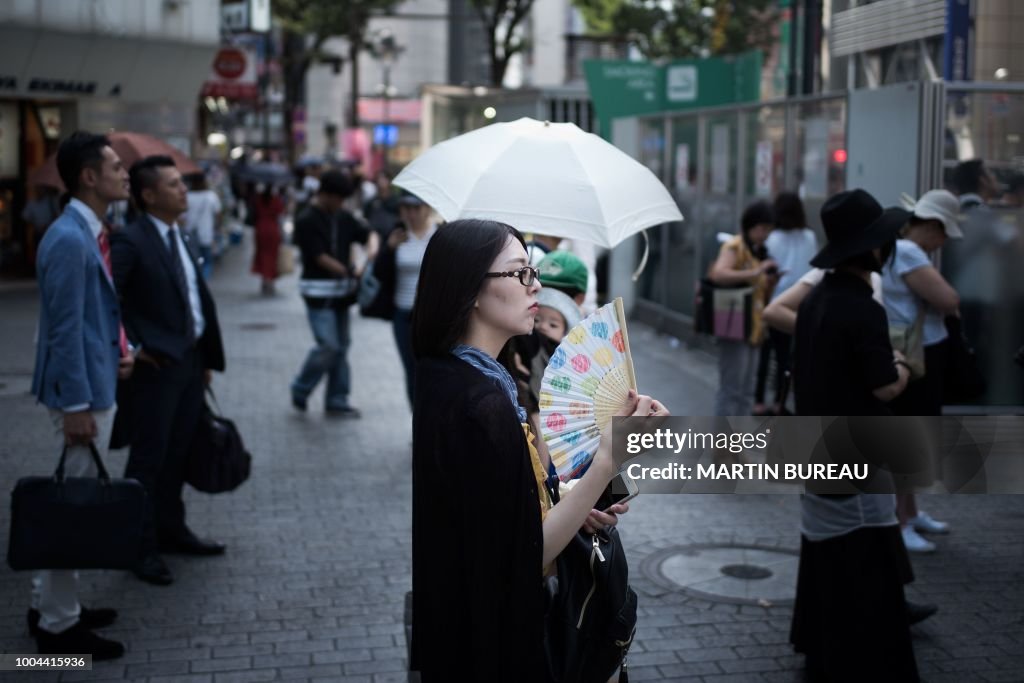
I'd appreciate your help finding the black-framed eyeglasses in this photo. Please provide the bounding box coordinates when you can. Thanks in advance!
[484,266,539,287]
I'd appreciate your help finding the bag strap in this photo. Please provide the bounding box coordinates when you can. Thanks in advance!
[205,386,223,417]
[911,303,926,336]
[55,441,111,483]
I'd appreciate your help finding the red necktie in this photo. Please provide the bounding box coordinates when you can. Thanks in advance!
[97,227,130,358]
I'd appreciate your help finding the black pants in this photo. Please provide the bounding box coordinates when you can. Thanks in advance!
[124,348,205,554]
[755,328,793,407]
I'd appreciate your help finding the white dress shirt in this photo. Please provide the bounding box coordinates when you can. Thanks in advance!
[68,198,103,240]
[148,213,206,340]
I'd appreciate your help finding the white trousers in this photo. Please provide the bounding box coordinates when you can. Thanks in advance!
[30,407,115,635]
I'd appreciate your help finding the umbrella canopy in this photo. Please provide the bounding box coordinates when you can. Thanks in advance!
[392,117,682,248]
[29,131,201,191]
[296,154,325,169]
[232,161,293,186]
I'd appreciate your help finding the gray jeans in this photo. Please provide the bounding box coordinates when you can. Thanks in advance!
[714,339,759,416]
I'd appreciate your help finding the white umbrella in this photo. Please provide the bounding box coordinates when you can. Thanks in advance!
[392,117,682,249]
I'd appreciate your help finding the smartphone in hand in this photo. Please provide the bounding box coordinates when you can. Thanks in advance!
[597,472,639,513]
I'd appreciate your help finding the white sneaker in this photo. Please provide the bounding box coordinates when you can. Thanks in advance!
[910,511,950,535]
[902,525,937,553]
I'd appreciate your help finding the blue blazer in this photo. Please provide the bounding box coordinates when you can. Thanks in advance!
[31,205,121,411]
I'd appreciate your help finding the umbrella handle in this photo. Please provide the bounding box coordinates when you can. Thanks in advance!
[630,230,650,282]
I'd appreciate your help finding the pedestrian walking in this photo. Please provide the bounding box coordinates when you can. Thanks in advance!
[291,170,379,416]
[408,219,666,681]
[29,131,133,659]
[947,159,1019,400]
[707,200,779,416]
[183,174,222,280]
[754,191,817,415]
[251,184,284,295]
[111,155,227,587]
[363,170,401,236]
[882,189,962,552]
[379,192,436,406]
[790,188,920,682]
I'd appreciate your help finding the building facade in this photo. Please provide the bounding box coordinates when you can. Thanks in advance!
[0,0,220,276]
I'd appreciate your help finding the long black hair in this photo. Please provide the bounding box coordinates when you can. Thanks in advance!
[741,200,774,259]
[411,219,527,359]
[773,191,807,230]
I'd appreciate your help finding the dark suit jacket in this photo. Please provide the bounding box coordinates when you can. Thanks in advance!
[110,215,225,371]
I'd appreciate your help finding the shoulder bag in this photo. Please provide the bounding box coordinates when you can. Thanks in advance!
[888,307,926,380]
[943,315,986,403]
[8,442,145,570]
[695,278,754,342]
[359,232,398,320]
[544,478,637,683]
[186,390,252,494]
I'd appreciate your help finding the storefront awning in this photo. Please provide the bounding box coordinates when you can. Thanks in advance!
[0,25,216,105]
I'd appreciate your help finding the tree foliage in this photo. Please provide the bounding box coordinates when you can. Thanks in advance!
[469,0,536,86]
[273,0,402,141]
[573,0,778,61]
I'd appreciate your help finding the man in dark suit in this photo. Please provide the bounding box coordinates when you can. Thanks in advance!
[29,131,132,659]
[111,155,226,586]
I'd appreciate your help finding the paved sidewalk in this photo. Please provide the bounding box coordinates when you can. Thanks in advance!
[1,236,1022,682]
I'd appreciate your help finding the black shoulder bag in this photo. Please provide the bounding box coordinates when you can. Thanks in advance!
[943,315,986,404]
[186,390,252,494]
[544,478,638,683]
[8,442,145,570]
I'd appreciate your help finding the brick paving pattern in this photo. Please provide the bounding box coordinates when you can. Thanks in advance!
[1,237,1022,682]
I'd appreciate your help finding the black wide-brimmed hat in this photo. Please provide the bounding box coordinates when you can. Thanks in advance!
[810,189,911,269]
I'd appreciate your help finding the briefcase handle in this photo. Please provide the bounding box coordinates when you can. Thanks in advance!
[54,442,112,484]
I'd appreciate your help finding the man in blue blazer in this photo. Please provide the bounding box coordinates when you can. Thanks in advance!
[112,155,226,587]
[30,131,133,659]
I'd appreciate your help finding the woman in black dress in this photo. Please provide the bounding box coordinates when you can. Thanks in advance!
[791,189,919,682]
[409,219,666,681]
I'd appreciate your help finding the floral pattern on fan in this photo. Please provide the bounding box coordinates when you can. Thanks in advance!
[539,298,637,481]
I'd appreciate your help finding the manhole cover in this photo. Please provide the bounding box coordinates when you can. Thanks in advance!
[720,564,773,580]
[641,543,799,606]
[239,322,276,331]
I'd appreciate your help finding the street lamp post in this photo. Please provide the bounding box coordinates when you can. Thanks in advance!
[371,30,403,170]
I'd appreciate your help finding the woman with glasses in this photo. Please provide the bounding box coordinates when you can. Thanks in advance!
[409,219,666,682]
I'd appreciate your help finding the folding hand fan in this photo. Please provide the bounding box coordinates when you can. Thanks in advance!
[539,297,637,481]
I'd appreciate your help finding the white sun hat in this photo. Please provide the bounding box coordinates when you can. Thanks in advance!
[901,189,964,239]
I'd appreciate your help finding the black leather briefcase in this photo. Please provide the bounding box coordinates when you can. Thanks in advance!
[8,442,145,571]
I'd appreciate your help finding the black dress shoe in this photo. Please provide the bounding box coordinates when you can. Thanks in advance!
[28,606,117,637]
[134,554,174,585]
[906,600,938,625]
[160,532,226,556]
[36,621,125,660]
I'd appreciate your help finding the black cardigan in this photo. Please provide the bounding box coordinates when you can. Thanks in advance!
[410,355,546,681]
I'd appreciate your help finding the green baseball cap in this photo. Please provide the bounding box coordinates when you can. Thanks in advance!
[537,250,588,293]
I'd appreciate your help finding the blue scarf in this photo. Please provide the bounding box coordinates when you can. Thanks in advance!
[451,344,528,423]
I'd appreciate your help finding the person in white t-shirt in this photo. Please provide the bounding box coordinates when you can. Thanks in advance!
[881,189,962,553]
[183,175,223,280]
[755,192,818,415]
[386,193,437,406]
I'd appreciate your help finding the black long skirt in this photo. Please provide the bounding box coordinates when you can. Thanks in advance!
[790,525,919,682]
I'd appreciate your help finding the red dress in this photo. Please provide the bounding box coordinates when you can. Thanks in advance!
[251,195,284,279]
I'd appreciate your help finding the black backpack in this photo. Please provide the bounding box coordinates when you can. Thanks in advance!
[544,482,638,683]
